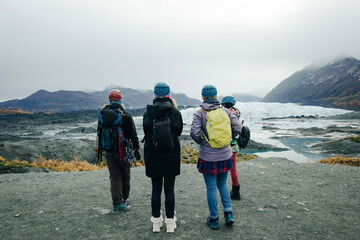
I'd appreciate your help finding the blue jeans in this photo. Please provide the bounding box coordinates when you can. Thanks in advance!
[203,171,232,219]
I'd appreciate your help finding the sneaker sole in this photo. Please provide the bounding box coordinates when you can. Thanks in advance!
[112,207,131,213]
[206,222,219,230]
[226,220,234,226]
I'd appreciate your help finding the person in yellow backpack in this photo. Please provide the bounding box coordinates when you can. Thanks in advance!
[190,85,242,230]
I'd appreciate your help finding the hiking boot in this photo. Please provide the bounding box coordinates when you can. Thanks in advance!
[206,216,219,230]
[230,185,241,200]
[224,212,234,226]
[113,202,130,213]
[150,210,163,233]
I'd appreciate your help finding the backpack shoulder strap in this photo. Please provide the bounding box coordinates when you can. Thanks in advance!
[112,108,123,126]
[200,109,210,142]
[201,107,227,116]
[98,107,107,125]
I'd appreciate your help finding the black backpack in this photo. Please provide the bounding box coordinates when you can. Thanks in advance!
[152,112,174,150]
[238,126,250,149]
[98,106,125,153]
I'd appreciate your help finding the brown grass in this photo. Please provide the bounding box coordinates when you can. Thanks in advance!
[1,145,259,172]
[0,156,34,169]
[33,156,107,172]
[236,152,258,162]
[0,154,147,172]
[335,100,360,109]
[179,144,258,164]
[130,159,145,168]
[345,135,360,143]
[317,156,360,167]
[0,109,33,115]
[0,156,107,172]
[180,144,199,164]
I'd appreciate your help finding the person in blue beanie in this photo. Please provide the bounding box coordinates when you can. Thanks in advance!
[190,85,242,230]
[143,82,183,233]
[221,96,242,200]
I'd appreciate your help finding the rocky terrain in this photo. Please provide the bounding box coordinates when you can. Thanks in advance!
[0,134,288,166]
[1,110,360,165]
[0,107,292,164]
[1,108,359,239]
[1,158,359,240]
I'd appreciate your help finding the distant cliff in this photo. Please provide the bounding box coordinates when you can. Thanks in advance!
[262,55,360,110]
[0,87,201,112]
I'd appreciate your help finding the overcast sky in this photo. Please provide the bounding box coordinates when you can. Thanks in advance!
[1,0,360,102]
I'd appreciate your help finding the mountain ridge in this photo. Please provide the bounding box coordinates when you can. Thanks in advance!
[262,56,360,110]
[0,87,201,112]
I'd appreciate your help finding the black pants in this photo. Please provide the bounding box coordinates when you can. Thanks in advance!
[151,176,175,218]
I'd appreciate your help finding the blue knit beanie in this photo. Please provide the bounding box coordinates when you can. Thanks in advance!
[201,84,217,98]
[154,82,170,97]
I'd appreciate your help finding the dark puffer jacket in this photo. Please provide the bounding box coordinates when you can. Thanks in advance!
[143,98,183,178]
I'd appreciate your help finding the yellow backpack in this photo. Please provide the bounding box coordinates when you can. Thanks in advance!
[202,108,232,148]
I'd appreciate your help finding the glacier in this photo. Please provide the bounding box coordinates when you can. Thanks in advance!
[180,102,350,126]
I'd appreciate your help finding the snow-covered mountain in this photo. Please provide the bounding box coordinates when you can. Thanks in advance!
[262,55,360,110]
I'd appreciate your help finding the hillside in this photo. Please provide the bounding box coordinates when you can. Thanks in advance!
[262,56,360,110]
[0,87,201,112]
[0,90,105,112]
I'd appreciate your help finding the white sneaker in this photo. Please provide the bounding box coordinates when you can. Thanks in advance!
[165,212,177,233]
[150,210,163,233]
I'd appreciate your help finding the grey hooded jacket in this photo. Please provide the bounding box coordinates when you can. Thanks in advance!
[190,99,242,162]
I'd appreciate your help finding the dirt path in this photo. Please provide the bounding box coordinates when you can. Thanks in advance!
[1,158,359,240]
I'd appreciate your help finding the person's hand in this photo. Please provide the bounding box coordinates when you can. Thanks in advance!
[134,149,141,160]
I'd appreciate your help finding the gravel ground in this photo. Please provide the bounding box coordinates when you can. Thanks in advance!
[1,158,359,240]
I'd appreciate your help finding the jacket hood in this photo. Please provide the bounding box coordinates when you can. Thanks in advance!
[146,98,174,118]
[103,103,125,111]
[200,101,221,111]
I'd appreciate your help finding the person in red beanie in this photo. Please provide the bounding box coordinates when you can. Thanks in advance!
[97,89,141,212]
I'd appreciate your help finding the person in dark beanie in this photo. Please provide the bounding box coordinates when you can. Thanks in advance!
[97,89,141,212]
[221,96,241,200]
[190,85,242,230]
[143,82,183,233]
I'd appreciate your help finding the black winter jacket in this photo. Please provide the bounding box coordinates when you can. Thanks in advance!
[143,98,183,178]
